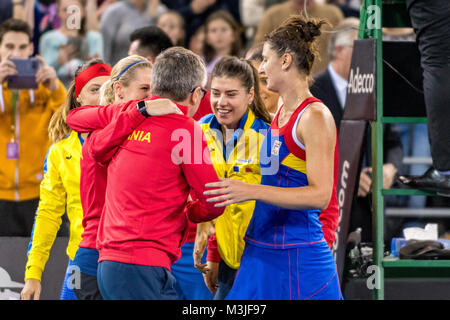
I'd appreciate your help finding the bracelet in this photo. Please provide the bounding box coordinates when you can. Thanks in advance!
[137,100,150,117]
[12,0,24,5]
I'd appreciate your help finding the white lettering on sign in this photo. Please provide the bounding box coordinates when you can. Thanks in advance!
[347,67,374,95]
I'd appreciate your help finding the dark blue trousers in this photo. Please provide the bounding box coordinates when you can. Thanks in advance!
[97,260,178,300]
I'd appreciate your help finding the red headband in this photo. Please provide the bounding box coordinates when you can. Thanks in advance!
[75,64,112,97]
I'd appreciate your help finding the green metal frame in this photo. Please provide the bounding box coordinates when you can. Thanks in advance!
[358,0,450,300]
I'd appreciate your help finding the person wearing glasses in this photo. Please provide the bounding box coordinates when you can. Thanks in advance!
[68,47,224,300]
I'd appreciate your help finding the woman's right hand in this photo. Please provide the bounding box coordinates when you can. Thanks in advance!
[20,278,41,300]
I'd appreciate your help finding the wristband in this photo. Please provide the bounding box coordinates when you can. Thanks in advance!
[137,100,150,117]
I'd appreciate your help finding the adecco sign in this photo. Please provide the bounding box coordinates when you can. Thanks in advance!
[348,67,375,95]
[332,39,377,283]
[342,39,377,121]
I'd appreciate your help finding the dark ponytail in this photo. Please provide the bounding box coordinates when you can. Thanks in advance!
[265,15,329,76]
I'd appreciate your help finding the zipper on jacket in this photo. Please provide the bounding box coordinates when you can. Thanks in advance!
[14,92,20,201]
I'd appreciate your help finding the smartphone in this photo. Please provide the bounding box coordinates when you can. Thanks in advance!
[7,58,40,90]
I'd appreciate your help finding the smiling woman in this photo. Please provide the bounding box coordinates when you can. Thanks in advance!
[204,16,342,300]
[194,56,270,300]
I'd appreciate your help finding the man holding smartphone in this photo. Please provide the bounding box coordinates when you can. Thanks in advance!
[0,18,66,236]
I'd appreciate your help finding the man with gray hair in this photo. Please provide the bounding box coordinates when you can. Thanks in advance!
[89,46,224,300]
[151,46,207,114]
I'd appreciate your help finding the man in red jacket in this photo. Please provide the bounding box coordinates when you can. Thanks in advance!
[91,47,224,300]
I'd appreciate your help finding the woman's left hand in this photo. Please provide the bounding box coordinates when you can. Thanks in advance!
[204,178,254,207]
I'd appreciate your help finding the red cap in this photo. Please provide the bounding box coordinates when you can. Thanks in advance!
[75,63,112,97]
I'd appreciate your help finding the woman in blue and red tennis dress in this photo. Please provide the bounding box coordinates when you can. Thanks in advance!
[204,15,342,300]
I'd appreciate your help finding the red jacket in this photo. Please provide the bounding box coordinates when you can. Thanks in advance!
[182,91,214,243]
[66,100,147,249]
[94,96,223,269]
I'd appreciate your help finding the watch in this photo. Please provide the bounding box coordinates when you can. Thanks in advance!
[137,100,150,117]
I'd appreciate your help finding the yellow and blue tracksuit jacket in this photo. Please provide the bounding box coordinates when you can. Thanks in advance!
[199,109,269,269]
[25,130,84,282]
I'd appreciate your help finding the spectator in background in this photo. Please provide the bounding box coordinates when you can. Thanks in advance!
[310,18,403,243]
[189,25,205,56]
[253,0,344,75]
[0,19,66,236]
[38,0,103,88]
[8,0,59,56]
[204,10,242,88]
[161,0,240,45]
[157,10,186,46]
[128,25,173,63]
[1,1,14,25]
[100,0,167,65]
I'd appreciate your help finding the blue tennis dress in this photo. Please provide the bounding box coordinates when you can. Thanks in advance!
[226,97,343,300]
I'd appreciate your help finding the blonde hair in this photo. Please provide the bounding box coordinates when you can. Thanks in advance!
[48,58,105,143]
[99,55,153,105]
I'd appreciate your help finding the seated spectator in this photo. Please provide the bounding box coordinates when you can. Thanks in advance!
[128,25,173,63]
[204,10,242,88]
[161,0,240,45]
[39,0,103,88]
[100,0,167,65]
[0,19,66,236]
[157,10,185,47]
[253,0,344,75]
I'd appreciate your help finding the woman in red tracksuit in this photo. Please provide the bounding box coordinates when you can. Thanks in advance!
[66,55,173,299]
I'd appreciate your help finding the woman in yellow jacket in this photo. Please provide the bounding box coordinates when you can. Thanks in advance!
[194,56,271,300]
[20,59,111,300]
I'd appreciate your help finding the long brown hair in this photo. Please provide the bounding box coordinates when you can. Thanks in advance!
[211,56,272,124]
[204,10,242,64]
[48,58,104,143]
